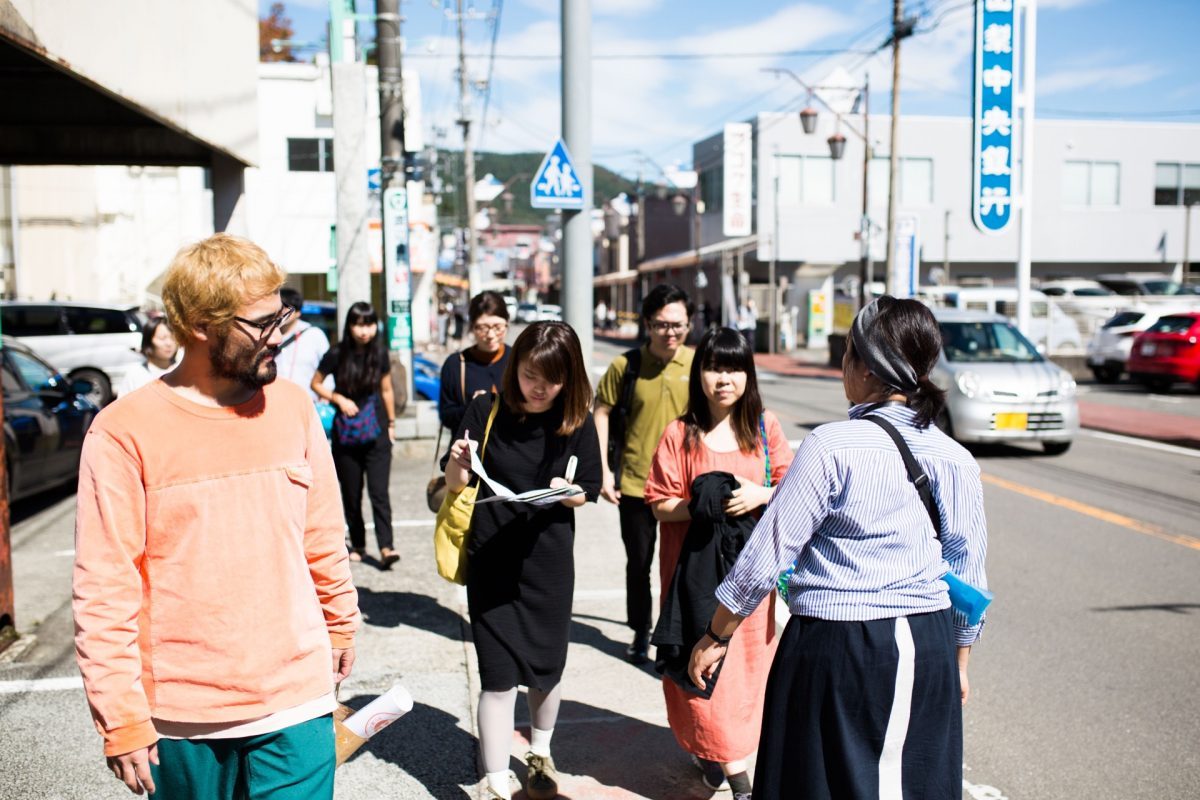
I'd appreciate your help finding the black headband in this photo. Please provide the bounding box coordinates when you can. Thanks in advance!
[850,298,920,394]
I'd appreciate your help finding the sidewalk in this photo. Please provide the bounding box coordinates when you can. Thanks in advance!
[336,438,724,799]
[1076,400,1200,449]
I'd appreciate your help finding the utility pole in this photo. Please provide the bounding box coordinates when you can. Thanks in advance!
[1184,202,1194,287]
[770,146,779,355]
[330,0,371,332]
[859,75,871,309]
[884,0,903,296]
[561,0,593,358]
[1015,0,1037,336]
[376,0,414,404]
[456,0,481,294]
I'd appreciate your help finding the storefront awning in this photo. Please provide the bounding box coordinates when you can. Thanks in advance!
[637,235,759,274]
[592,269,639,288]
[434,272,469,289]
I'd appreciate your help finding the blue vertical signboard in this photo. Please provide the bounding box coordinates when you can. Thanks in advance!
[972,0,1017,234]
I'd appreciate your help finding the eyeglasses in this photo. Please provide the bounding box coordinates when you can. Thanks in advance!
[472,322,507,336]
[648,321,689,334]
[233,306,295,342]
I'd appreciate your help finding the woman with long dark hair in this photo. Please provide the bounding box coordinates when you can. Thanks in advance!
[311,302,398,566]
[689,297,988,799]
[643,327,793,799]
[441,321,601,800]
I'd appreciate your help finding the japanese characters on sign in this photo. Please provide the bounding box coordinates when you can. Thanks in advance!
[723,123,753,238]
[972,0,1017,234]
[383,186,413,352]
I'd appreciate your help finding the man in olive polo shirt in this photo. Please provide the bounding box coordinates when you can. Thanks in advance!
[595,284,694,664]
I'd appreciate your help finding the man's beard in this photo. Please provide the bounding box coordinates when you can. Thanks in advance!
[211,328,278,390]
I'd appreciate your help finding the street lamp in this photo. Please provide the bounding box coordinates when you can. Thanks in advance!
[765,68,874,309]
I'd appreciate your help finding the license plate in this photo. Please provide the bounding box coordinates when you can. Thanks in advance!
[994,412,1028,431]
[1141,342,1156,356]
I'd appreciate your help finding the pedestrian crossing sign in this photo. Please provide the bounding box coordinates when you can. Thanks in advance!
[530,139,585,210]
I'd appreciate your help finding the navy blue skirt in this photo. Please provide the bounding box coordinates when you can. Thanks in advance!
[753,609,962,800]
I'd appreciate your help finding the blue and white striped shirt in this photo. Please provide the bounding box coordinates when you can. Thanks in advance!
[715,401,988,646]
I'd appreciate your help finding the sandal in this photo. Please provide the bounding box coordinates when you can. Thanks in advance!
[347,548,364,562]
[380,548,400,568]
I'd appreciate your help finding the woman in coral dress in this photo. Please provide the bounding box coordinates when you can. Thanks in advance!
[644,326,793,799]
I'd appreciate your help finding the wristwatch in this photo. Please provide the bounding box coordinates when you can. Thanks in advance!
[703,621,731,646]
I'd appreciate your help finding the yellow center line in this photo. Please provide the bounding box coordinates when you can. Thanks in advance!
[981,473,1200,552]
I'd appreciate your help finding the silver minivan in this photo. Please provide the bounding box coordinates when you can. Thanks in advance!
[0,301,145,406]
[933,308,1079,455]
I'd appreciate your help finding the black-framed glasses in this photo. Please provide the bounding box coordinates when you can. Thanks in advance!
[233,306,295,342]
[648,321,689,334]
[472,322,507,336]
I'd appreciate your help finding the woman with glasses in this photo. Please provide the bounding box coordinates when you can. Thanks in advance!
[642,327,793,799]
[311,302,398,567]
[438,291,511,436]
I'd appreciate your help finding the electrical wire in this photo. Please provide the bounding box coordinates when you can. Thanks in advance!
[476,0,503,151]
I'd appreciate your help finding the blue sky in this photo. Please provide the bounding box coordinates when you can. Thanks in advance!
[264,0,1200,177]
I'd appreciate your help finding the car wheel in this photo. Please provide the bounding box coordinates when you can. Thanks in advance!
[1091,366,1120,384]
[70,368,113,407]
[1042,441,1071,456]
[1147,378,1172,394]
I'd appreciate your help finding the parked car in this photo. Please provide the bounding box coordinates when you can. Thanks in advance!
[934,287,1084,352]
[1126,311,1200,393]
[299,300,339,345]
[932,309,1079,455]
[535,304,563,322]
[412,354,441,402]
[516,302,539,323]
[2,336,99,501]
[1086,306,1198,383]
[0,301,145,406]
[1039,279,1116,298]
[502,296,518,321]
[1095,273,1188,296]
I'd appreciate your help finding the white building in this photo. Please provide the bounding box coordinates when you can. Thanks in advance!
[682,113,1200,343]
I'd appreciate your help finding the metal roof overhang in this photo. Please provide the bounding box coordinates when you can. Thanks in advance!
[637,234,759,274]
[592,270,639,288]
[0,31,246,167]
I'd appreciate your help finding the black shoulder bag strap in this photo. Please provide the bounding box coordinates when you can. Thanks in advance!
[609,347,642,482]
[863,415,942,541]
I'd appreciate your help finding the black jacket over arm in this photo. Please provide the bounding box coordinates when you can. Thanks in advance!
[651,471,758,698]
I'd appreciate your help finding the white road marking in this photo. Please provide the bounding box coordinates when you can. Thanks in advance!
[963,777,1009,799]
[0,676,83,694]
[1081,429,1200,459]
[364,520,435,530]
[1148,395,1185,405]
[53,549,75,557]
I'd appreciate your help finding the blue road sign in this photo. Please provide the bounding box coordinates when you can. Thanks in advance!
[368,168,381,192]
[972,0,1017,235]
[530,139,585,210]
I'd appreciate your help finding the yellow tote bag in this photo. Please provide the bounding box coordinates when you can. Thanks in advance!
[433,399,499,584]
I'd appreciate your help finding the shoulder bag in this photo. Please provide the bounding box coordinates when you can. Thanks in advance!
[433,397,499,585]
[863,414,993,625]
[425,351,469,513]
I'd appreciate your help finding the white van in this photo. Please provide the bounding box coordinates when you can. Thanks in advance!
[936,287,1084,353]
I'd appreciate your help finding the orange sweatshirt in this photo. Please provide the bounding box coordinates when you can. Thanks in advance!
[72,378,359,757]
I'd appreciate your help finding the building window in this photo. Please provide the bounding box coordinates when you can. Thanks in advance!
[699,166,723,213]
[776,155,836,205]
[1062,160,1120,207]
[1155,162,1200,206]
[288,138,335,172]
[869,156,933,206]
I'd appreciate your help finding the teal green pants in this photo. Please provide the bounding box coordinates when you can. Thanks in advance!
[148,714,334,800]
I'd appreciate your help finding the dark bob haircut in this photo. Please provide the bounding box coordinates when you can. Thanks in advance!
[681,326,764,455]
[468,290,509,325]
[641,283,694,322]
[500,321,591,437]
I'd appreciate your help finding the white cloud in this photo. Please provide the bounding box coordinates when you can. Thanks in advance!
[517,0,664,17]
[1040,0,1099,9]
[1039,63,1164,95]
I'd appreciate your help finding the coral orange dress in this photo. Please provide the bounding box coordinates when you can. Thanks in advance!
[643,412,794,762]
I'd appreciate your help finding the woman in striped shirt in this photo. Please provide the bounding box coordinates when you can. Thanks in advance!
[689,297,988,800]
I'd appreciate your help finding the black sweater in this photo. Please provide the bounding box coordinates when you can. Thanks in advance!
[437,346,510,433]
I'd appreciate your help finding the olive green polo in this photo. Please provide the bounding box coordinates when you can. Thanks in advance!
[596,343,693,498]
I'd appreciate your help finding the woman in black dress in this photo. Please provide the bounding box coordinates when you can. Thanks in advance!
[443,321,601,800]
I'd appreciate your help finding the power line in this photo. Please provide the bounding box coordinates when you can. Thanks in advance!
[477,0,503,152]
[1040,107,1200,118]
[403,47,876,62]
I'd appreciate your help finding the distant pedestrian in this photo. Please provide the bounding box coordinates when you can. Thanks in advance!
[644,327,793,799]
[737,298,757,348]
[73,233,358,799]
[114,315,179,397]
[438,291,510,437]
[594,284,695,664]
[594,299,608,331]
[438,300,452,347]
[311,302,398,567]
[276,286,330,401]
[442,322,601,800]
[689,297,988,799]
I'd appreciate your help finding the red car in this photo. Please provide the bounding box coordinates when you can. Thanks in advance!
[1127,311,1200,392]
